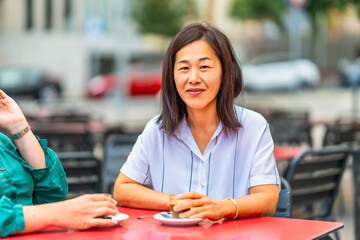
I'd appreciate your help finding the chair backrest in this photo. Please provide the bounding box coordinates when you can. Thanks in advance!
[265,109,312,147]
[57,151,102,199]
[284,145,349,219]
[32,118,94,152]
[274,177,292,218]
[102,133,139,193]
[323,119,360,148]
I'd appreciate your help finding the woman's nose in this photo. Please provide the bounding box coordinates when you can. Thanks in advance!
[188,69,201,84]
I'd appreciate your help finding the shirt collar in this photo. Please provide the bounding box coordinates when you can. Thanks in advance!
[175,117,223,159]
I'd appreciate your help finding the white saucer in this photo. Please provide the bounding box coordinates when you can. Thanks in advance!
[111,213,129,223]
[153,212,203,227]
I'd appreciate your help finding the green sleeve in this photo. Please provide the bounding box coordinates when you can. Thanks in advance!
[16,137,68,204]
[0,196,25,237]
[31,138,68,204]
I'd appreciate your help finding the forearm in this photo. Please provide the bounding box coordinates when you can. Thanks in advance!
[114,182,170,210]
[17,205,52,234]
[230,185,279,219]
[9,119,46,169]
[233,193,277,219]
[13,131,46,169]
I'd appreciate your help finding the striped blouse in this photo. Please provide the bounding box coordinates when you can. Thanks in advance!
[121,105,280,200]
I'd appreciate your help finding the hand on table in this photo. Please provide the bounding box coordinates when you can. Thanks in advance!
[49,194,119,229]
[170,192,234,221]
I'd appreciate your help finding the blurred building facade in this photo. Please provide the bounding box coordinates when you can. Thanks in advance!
[0,0,141,98]
[0,0,360,98]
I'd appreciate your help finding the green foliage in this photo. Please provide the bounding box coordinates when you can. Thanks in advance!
[305,0,349,18]
[131,0,197,37]
[304,0,354,35]
[230,0,285,24]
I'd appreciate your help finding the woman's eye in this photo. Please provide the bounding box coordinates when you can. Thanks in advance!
[200,66,209,70]
[179,67,188,71]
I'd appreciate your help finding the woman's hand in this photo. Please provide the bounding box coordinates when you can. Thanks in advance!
[0,89,28,134]
[51,194,119,229]
[170,192,234,221]
[20,194,120,235]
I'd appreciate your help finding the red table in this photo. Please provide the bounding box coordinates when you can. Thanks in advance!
[274,146,303,161]
[6,207,343,240]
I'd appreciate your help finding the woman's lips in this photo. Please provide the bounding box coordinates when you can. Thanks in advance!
[186,88,204,95]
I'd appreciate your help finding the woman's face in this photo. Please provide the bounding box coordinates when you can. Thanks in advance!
[174,39,222,112]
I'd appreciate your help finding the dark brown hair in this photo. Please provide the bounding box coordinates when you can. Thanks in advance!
[157,22,243,135]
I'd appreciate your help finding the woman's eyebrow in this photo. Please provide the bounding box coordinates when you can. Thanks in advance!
[199,57,211,62]
[177,57,212,64]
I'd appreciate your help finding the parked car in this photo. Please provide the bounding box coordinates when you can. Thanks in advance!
[338,57,360,86]
[87,61,162,98]
[0,67,62,100]
[241,53,321,91]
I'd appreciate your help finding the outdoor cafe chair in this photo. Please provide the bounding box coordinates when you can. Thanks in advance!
[31,114,94,152]
[273,177,292,218]
[102,133,139,194]
[322,118,360,148]
[251,107,312,147]
[267,109,312,147]
[57,151,102,199]
[284,145,349,240]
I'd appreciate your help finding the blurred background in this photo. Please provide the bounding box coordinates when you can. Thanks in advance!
[1,0,360,239]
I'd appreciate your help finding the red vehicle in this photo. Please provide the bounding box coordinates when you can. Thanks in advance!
[87,61,162,98]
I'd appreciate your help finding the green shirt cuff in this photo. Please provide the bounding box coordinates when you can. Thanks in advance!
[14,204,25,233]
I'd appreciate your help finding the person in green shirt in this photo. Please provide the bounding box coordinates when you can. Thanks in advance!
[0,89,119,237]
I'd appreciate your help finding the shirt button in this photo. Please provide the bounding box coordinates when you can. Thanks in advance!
[12,193,16,199]
[8,180,13,185]
[0,167,4,171]
[201,184,205,188]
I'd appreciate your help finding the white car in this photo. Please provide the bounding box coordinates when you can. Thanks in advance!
[241,54,321,91]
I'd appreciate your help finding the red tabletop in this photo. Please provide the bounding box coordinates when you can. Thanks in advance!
[5,207,343,240]
[274,146,303,161]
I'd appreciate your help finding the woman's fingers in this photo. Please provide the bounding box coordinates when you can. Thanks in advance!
[86,193,117,204]
[174,192,202,200]
[0,89,7,99]
[173,198,206,212]
[93,206,119,217]
[89,218,118,228]
[89,200,118,211]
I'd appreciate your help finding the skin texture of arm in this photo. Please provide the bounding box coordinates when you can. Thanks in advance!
[114,171,279,220]
[171,185,279,220]
[113,173,170,210]
[16,194,119,235]
[0,89,45,169]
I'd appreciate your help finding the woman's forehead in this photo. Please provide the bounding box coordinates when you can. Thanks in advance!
[175,40,218,63]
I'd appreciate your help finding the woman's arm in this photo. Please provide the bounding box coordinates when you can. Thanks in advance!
[170,184,279,221]
[113,173,170,210]
[17,194,119,236]
[0,90,45,169]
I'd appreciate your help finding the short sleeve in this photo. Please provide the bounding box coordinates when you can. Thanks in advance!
[120,120,156,185]
[248,123,281,190]
[0,195,25,237]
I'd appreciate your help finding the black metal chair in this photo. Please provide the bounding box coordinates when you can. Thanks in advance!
[284,145,349,240]
[57,151,102,199]
[102,133,139,194]
[274,177,292,218]
[31,114,95,152]
[323,118,360,148]
[267,109,312,147]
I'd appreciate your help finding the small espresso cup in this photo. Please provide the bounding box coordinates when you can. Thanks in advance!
[169,194,188,219]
